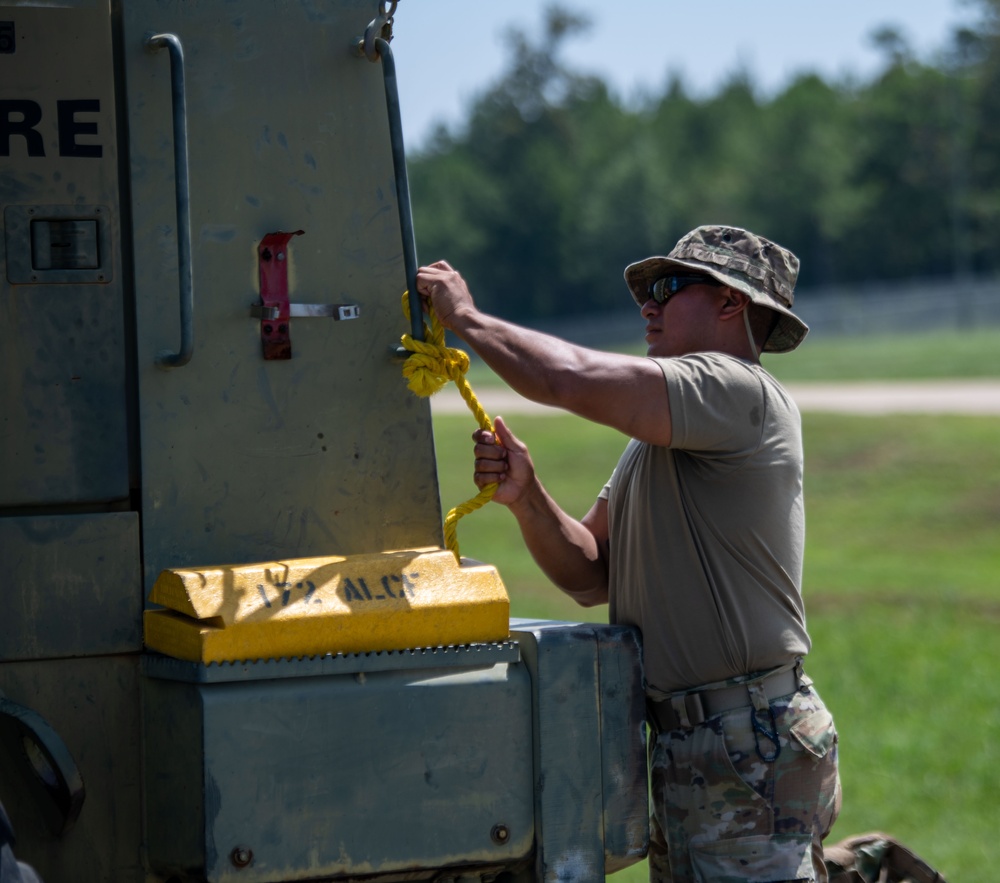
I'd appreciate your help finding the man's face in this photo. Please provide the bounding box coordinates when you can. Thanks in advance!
[640,281,727,358]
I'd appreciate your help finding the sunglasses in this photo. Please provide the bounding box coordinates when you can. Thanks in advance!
[646,273,724,305]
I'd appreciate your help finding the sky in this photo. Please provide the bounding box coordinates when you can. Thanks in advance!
[390,0,974,149]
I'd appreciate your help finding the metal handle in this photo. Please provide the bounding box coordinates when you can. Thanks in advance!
[146,32,194,368]
[0,695,85,837]
[373,37,423,341]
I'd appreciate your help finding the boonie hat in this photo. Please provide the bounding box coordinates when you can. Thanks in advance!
[624,225,809,353]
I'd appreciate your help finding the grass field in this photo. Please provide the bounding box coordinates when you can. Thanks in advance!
[431,328,1000,881]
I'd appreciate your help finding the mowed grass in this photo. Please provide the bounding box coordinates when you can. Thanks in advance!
[767,326,1000,382]
[432,329,1000,881]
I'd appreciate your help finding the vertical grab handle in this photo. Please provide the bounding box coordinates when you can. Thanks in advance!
[146,32,194,368]
[368,34,422,342]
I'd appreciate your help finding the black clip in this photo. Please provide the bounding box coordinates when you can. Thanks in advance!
[751,703,782,763]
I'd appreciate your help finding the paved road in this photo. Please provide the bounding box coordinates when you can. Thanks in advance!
[430,380,1000,416]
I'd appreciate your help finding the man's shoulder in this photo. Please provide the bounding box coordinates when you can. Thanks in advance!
[653,352,799,442]
[652,351,773,390]
[652,350,757,372]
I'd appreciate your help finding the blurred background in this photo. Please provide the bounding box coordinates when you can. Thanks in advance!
[391,0,1000,340]
[389,2,998,880]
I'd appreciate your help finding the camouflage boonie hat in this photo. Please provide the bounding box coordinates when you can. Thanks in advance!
[624,225,809,353]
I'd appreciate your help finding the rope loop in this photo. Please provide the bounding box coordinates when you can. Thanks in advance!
[399,292,498,560]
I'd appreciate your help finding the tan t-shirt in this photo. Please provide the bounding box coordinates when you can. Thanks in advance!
[598,352,811,695]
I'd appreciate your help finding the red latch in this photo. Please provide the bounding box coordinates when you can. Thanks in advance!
[257,230,304,360]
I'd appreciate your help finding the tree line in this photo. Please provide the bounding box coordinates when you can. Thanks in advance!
[408,2,1000,324]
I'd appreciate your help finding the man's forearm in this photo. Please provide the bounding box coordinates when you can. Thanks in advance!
[506,479,609,608]
[449,309,597,410]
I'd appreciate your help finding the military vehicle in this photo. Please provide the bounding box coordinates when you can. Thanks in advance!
[0,2,648,880]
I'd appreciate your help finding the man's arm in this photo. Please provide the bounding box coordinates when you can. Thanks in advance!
[475,417,609,607]
[416,261,672,447]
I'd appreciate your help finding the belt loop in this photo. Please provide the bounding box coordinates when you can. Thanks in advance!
[670,695,691,730]
[747,681,770,715]
[687,692,707,727]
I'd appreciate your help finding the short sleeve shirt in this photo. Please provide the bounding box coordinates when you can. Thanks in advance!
[598,352,810,694]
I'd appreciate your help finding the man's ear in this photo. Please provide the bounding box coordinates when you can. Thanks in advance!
[718,287,751,320]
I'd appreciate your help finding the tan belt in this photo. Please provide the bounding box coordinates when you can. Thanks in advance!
[647,667,799,734]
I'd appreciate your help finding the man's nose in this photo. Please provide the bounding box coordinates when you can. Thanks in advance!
[640,298,662,319]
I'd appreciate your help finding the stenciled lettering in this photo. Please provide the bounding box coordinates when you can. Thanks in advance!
[0,98,102,158]
[342,571,420,603]
[256,581,320,609]
[1,99,43,157]
[57,99,102,157]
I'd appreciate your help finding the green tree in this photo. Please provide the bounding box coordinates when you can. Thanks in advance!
[408,2,999,326]
[412,6,631,320]
[842,44,975,279]
[963,0,1000,272]
[747,75,869,285]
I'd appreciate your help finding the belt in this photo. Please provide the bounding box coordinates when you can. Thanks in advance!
[647,667,799,734]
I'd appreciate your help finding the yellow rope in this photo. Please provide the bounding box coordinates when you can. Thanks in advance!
[400,293,498,560]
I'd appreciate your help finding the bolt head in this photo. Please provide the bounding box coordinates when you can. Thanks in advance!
[230,846,253,868]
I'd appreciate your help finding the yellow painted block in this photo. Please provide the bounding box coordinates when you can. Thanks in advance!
[144,547,510,663]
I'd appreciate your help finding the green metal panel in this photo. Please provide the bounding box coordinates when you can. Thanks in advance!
[121,1,443,589]
[142,673,206,876]
[0,512,141,661]
[143,649,534,882]
[0,0,129,508]
[510,620,649,880]
[0,655,144,883]
[595,625,649,872]
[140,628,648,883]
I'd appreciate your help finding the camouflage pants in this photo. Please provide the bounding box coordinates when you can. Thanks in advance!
[648,683,841,883]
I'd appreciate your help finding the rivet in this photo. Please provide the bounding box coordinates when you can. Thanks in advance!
[230,846,253,868]
[491,824,510,845]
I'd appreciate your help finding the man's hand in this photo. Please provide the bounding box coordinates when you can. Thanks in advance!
[416,260,475,330]
[474,416,610,607]
[472,416,535,507]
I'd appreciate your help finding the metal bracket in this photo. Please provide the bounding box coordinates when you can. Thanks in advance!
[357,0,397,62]
[255,231,360,359]
[257,230,303,360]
[250,303,360,321]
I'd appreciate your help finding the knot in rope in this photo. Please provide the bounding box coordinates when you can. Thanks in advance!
[400,333,471,397]
[400,292,498,560]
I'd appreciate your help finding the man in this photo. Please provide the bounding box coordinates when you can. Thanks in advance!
[416,225,841,883]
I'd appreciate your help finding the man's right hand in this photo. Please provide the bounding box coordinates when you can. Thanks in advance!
[474,416,610,607]
[472,416,535,507]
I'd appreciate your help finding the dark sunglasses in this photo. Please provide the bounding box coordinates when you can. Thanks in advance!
[646,273,724,305]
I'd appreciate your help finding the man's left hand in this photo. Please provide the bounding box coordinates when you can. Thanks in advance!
[415,260,476,330]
